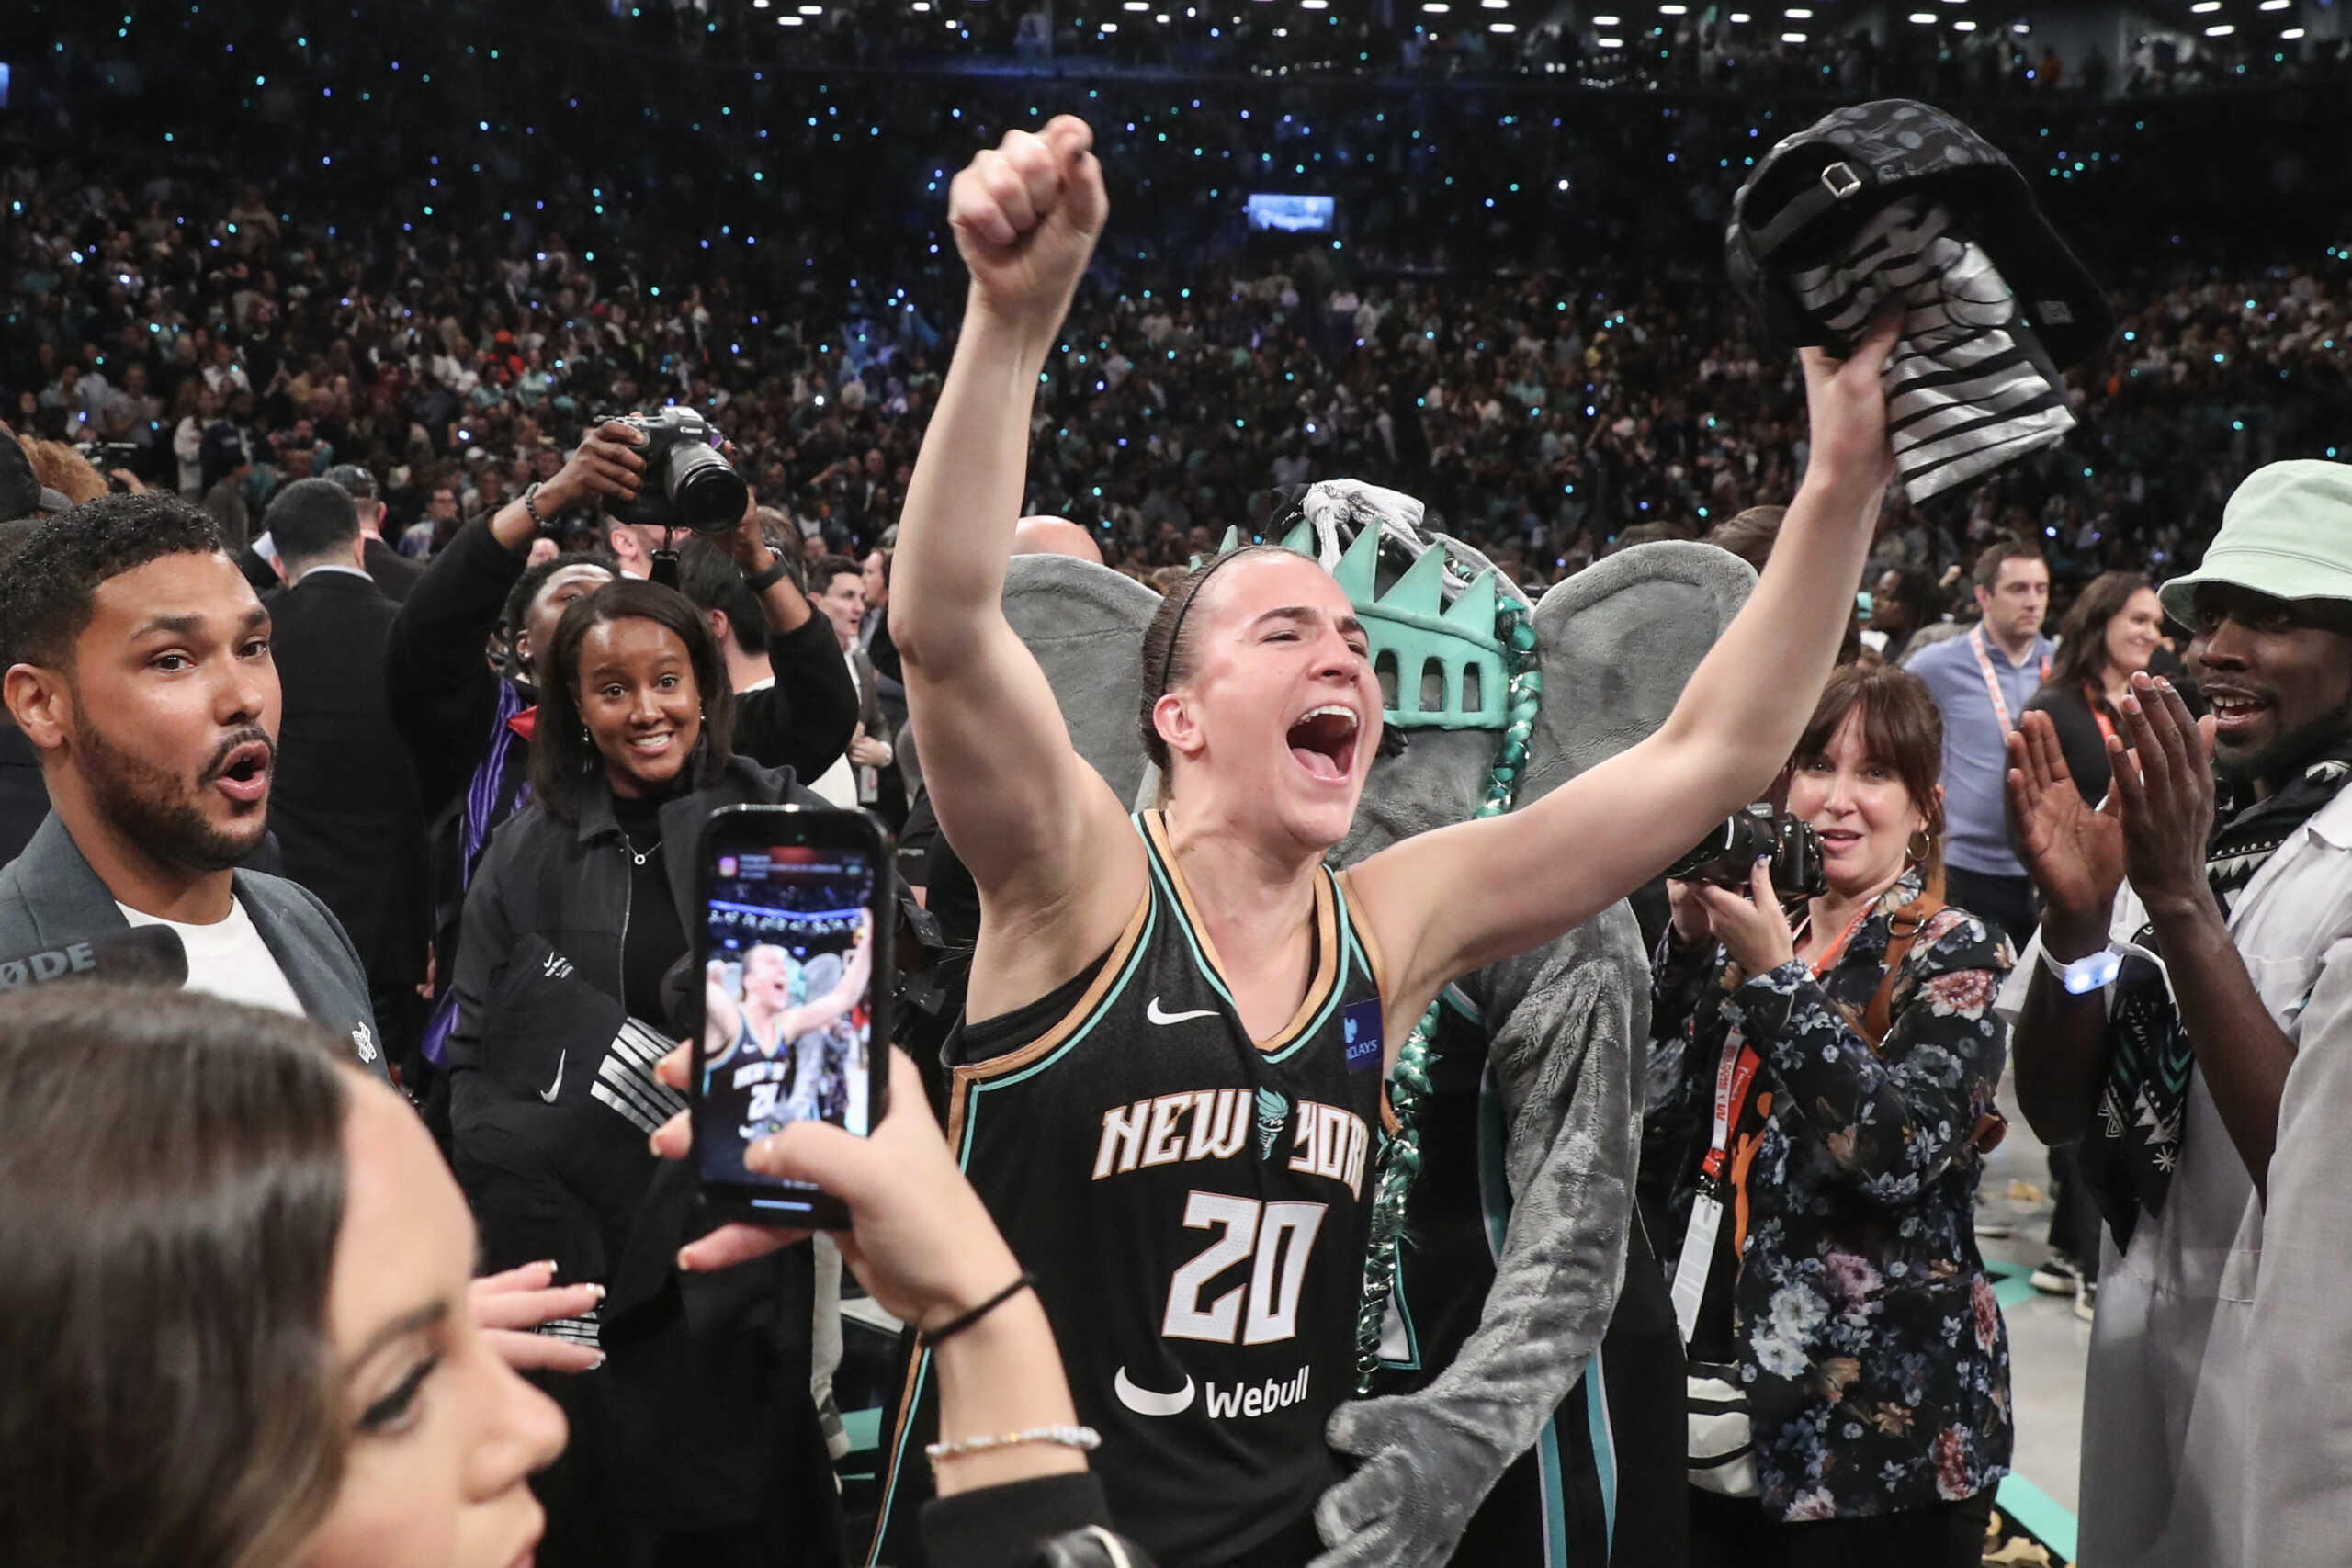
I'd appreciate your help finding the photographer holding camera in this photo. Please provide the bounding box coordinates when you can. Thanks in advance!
[1638,665,2015,1566]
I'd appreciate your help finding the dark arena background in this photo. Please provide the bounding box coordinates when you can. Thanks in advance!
[6,3,2347,1563]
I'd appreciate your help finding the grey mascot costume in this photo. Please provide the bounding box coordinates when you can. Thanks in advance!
[989,480,1754,1568]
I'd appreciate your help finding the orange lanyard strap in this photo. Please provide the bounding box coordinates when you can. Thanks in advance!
[1700,1038,1763,1183]
[1970,625,2050,735]
[2085,683,2120,748]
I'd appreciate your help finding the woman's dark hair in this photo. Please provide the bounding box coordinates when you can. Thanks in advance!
[2047,570,2154,705]
[530,578,737,821]
[1791,664,1948,889]
[0,987,353,1568]
[1876,568,1946,637]
[1136,544,1290,773]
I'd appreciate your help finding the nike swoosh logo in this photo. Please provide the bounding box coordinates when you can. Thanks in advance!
[1114,1365,1196,1417]
[539,1049,566,1104]
[1146,997,1219,1027]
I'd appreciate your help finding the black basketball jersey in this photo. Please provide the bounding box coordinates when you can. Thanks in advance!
[1370,991,1686,1568]
[871,810,1390,1568]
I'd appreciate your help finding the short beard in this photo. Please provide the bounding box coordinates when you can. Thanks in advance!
[2214,702,2352,794]
[76,714,265,875]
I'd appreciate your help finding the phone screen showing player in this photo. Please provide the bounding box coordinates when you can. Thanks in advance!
[693,807,890,1227]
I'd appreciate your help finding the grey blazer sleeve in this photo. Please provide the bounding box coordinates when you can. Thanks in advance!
[240,871,389,1078]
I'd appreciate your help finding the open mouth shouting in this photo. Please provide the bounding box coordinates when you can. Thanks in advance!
[209,738,274,807]
[1285,703,1361,784]
[2204,685,2271,741]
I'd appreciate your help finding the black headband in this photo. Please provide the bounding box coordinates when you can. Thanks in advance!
[1155,547,1252,703]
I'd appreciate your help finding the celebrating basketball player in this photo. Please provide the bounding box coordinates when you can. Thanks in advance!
[702,920,872,1105]
[686,118,1897,1567]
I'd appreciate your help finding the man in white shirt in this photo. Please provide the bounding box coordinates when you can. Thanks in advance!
[2003,460,2352,1568]
[0,491,382,1071]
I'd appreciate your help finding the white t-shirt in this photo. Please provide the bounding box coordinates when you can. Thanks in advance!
[117,897,306,1019]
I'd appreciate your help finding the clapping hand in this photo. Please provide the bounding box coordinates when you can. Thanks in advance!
[2109,672,2221,923]
[2007,709,2126,950]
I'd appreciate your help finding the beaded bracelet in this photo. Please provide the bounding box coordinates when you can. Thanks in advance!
[926,1423,1102,1470]
[521,482,552,532]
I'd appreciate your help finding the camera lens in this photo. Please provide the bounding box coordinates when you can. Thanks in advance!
[1667,810,1777,886]
[666,442,752,534]
[1666,818,1744,882]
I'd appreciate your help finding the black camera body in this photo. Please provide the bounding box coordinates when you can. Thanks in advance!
[1668,804,1828,902]
[600,408,750,536]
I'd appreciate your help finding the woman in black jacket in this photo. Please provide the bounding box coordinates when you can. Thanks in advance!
[448,578,839,1568]
[2020,570,2172,807]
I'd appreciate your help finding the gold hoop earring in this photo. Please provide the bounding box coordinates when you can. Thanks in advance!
[1906,829,1932,865]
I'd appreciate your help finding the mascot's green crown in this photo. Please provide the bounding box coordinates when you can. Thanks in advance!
[1208,522,1517,733]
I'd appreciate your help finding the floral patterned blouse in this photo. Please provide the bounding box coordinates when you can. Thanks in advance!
[1638,867,2015,1523]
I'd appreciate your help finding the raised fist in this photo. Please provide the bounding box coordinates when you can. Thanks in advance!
[946,116,1107,336]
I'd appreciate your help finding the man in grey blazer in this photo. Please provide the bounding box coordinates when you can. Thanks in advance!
[0,491,384,1076]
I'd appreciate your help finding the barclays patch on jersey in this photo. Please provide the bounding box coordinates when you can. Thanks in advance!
[1341,998,1384,1073]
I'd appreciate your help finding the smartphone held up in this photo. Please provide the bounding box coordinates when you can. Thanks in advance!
[693,805,895,1230]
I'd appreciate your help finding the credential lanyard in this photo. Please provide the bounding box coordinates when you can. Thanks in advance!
[2085,683,2120,749]
[1970,625,2050,737]
[1669,1032,1763,1345]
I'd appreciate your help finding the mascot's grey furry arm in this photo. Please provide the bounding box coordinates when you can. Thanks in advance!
[1001,487,1753,1568]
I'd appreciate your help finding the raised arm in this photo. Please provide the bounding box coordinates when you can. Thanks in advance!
[889,118,1143,1007]
[1352,326,1900,1009]
[704,959,744,1064]
[777,916,876,1040]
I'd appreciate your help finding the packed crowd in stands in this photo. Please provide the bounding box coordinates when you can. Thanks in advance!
[7,4,2349,621]
[11,9,2352,1568]
[151,0,2346,98]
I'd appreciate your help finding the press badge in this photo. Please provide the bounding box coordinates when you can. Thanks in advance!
[1670,1030,1760,1347]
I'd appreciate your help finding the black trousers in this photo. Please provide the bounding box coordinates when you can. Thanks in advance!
[2044,1137,2104,1283]
[1688,1487,1993,1568]
[1940,866,2035,953]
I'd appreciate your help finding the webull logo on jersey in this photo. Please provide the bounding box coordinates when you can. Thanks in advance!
[1114,1362,1312,1421]
[1091,1088,1369,1199]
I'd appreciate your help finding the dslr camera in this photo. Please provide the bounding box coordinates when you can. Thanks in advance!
[1668,803,1827,901]
[600,408,750,536]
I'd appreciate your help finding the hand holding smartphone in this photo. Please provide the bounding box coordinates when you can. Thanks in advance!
[692,805,894,1229]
